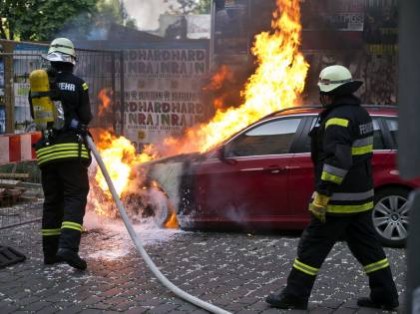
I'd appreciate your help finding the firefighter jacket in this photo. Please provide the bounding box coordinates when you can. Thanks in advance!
[310,95,374,215]
[30,69,93,168]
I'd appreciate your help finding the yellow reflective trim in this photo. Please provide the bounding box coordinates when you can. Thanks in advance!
[37,143,82,153]
[37,152,90,165]
[62,221,83,232]
[293,259,319,276]
[364,258,389,274]
[327,201,374,214]
[293,264,316,276]
[325,118,349,128]
[36,149,89,159]
[41,228,61,236]
[352,145,373,155]
[62,221,82,229]
[38,155,90,166]
[40,152,89,159]
[82,82,88,90]
[61,225,82,232]
[36,143,88,156]
[37,148,89,159]
[321,171,344,184]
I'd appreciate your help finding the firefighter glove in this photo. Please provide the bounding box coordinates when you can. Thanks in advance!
[308,192,330,223]
[70,118,88,135]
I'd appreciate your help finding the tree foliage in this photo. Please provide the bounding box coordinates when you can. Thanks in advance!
[165,0,212,15]
[0,0,137,41]
[95,0,136,29]
[0,0,97,41]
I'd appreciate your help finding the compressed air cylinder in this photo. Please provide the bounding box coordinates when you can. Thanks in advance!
[29,69,55,130]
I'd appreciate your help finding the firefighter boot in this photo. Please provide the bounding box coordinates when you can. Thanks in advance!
[268,267,315,309]
[359,267,399,310]
[56,248,87,270]
[357,297,399,310]
[266,292,308,310]
[43,235,62,265]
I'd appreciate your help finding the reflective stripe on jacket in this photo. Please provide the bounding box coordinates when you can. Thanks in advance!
[310,95,374,214]
[36,141,90,166]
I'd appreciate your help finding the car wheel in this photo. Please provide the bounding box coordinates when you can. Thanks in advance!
[373,187,410,248]
[148,186,178,228]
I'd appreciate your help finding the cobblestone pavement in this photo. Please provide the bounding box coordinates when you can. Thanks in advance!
[0,218,407,314]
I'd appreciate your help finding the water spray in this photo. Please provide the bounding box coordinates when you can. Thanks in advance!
[86,135,231,314]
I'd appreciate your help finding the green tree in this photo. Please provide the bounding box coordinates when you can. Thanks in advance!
[0,0,97,41]
[0,0,137,41]
[194,0,212,14]
[95,0,137,29]
[165,0,212,15]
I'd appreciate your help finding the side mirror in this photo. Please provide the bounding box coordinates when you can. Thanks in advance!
[217,146,237,165]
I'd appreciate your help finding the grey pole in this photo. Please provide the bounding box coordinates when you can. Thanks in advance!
[397,1,420,313]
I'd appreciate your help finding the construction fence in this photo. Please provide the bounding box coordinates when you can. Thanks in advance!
[0,39,125,231]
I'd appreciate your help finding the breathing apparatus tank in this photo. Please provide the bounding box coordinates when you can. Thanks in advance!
[29,69,55,130]
[29,69,65,135]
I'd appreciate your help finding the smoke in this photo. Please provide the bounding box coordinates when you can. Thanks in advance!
[84,210,183,261]
[122,0,172,30]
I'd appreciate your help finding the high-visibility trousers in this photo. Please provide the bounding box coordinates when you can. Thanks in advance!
[283,211,398,304]
[40,160,89,257]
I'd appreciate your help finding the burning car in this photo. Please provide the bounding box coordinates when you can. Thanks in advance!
[148,105,419,248]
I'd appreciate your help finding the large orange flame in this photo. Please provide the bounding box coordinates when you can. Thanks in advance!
[162,0,309,154]
[92,0,308,224]
[94,130,158,197]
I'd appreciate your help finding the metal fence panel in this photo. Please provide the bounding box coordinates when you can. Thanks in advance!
[0,40,123,230]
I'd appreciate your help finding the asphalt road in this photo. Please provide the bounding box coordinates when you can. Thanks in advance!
[0,218,407,313]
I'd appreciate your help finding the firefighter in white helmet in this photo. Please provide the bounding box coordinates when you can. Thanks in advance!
[29,37,92,270]
[266,65,399,310]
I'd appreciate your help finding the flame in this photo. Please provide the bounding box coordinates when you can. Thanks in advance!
[164,211,179,229]
[91,0,308,227]
[98,88,112,117]
[162,0,308,154]
[94,130,157,197]
[204,65,234,92]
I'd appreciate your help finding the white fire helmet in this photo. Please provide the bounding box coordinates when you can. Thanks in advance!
[318,65,362,94]
[44,38,76,65]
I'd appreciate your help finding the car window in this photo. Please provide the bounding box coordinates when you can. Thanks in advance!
[296,117,318,153]
[226,118,302,156]
[384,118,398,147]
[372,118,385,149]
[297,117,385,153]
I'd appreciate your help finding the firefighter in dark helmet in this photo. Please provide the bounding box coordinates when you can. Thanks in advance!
[29,37,92,270]
[266,65,399,310]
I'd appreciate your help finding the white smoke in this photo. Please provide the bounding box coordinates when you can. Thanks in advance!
[122,0,172,30]
[84,210,183,261]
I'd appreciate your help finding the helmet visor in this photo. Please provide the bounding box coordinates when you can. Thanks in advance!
[43,52,76,65]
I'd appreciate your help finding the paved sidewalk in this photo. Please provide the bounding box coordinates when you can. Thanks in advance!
[0,219,406,313]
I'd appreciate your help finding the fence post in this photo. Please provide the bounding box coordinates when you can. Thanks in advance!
[3,41,15,133]
[119,50,125,136]
[111,52,116,132]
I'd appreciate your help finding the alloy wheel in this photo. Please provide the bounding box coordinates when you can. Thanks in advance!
[373,195,409,242]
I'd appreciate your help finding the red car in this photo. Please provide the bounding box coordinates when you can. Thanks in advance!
[151,105,419,247]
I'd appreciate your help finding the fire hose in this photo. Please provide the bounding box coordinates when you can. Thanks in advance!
[86,135,231,314]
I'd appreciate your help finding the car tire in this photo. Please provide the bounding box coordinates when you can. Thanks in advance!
[153,203,170,228]
[372,187,410,248]
[149,187,177,228]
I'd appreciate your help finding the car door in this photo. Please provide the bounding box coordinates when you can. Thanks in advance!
[194,117,305,224]
[287,116,316,223]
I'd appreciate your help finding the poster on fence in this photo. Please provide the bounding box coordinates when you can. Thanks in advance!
[116,42,210,150]
[301,0,365,31]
